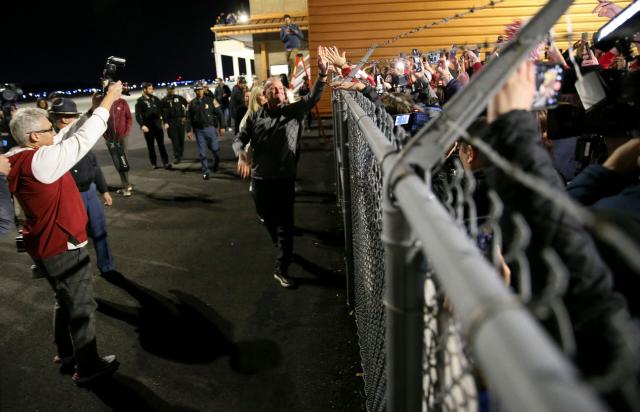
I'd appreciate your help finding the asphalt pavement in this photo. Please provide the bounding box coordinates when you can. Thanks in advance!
[0,117,365,411]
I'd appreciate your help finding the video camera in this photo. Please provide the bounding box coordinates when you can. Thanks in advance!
[0,83,22,118]
[100,56,130,96]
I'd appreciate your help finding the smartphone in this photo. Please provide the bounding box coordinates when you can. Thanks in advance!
[412,48,422,73]
[427,53,439,65]
[449,45,457,60]
[394,114,410,126]
[531,62,564,111]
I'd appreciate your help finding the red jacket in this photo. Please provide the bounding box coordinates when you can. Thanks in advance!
[104,98,132,141]
[8,150,88,259]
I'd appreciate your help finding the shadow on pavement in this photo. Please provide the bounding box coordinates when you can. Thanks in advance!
[292,254,345,289]
[97,271,281,373]
[84,373,199,412]
[293,226,344,248]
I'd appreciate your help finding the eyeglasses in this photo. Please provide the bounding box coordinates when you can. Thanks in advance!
[28,126,54,135]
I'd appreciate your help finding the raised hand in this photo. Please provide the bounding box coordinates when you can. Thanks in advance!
[488,60,535,123]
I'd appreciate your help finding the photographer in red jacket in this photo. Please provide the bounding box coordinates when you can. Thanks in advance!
[5,82,123,385]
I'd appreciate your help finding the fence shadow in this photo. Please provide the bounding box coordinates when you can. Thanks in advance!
[97,271,281,373]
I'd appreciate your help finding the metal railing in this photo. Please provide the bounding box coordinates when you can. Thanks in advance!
[329,3,640,411]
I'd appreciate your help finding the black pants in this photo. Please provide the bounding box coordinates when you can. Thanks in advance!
[143,125,169,166]
[252,178,295,273]
[166,118,186,160]
[35,248,102,369]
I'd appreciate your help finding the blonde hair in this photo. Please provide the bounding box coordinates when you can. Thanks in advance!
[239,85,265,131]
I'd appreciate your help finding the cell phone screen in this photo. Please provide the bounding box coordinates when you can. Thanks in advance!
[531,63,563,111]
[394,114,410,126]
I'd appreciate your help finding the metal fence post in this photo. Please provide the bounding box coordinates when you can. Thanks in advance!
[338,96,356,308]
[383,186,425,412]
[332,94,343,208]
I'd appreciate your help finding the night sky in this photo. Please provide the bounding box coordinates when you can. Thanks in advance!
[2,0,249,93]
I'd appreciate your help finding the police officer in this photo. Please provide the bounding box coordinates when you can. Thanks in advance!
[135,82,171,169]
[187,81,223,180]
[161,85,189,164]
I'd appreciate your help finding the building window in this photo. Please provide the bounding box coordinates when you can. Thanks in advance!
[239,58,247,76]
[221,55,233,80]
[250,60,256,77]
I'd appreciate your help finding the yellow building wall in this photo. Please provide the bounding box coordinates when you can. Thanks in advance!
[250,0,308,16]
[308,0,630,116]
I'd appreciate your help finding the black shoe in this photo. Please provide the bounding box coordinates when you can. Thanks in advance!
[273,271,296,288]
[202,172,210,180]
[152,164,159,170]
[174,157,181,164]
[72,355,119,386]
[164,163,173,170]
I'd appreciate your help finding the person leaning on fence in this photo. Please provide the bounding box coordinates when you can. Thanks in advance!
[103,93,133,196]
[4,82,124,385]
[233,46,329,289]
[484,61,639,410]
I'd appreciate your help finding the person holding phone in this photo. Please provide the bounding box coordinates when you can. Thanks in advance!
[280,14,304,75]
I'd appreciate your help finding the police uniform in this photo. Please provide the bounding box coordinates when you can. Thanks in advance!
[161,88,188,163]
[188,83,222,179]
[135,92,170,168]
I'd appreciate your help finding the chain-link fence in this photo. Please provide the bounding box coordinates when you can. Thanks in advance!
[331,3,640,405]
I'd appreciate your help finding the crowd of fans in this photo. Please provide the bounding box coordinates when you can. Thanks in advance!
[325,1,639,410]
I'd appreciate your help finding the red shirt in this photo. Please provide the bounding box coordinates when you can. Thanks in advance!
[104,98,132,141]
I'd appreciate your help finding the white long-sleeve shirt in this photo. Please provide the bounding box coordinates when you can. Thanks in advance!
[6,107,109,184]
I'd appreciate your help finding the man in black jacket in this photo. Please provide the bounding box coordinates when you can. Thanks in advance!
[50,98,118,276]
[187,81,223,180]
[232,46,329,288]
[161,85,189,164]
[135,83,171,170]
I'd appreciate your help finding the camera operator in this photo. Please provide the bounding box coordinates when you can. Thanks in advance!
[4,82,123,385]
[0,154,14,236]
[483,62,638,410]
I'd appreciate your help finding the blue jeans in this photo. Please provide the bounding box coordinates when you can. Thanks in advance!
[80,183,114,273]
[194,126,220,173]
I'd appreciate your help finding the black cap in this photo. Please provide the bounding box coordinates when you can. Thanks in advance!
[49,98,81,116]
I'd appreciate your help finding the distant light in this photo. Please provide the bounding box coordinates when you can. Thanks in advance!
[238,13,249,23]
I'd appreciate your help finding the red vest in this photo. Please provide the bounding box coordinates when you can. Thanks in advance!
[7,149,88,259]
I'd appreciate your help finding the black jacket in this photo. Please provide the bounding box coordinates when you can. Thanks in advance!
[484,110,634,379]
[70,150,108,193]
[135,94,163,127]
[233,79,325,180]
[188,95,221,129]
[161,94,188,121]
